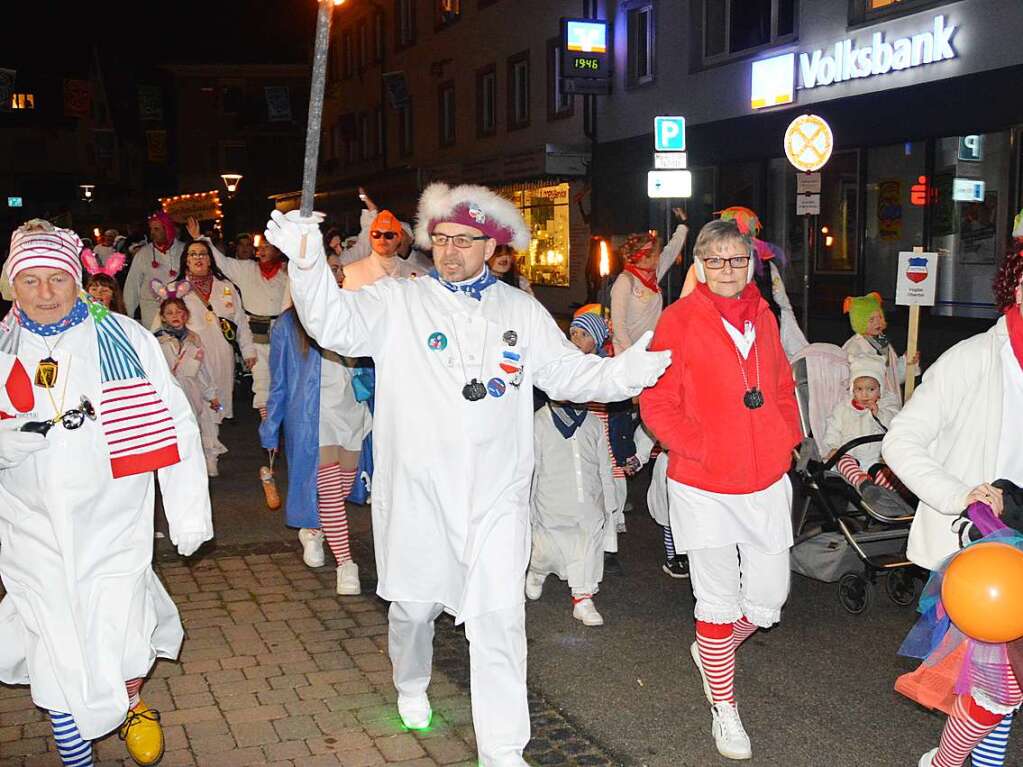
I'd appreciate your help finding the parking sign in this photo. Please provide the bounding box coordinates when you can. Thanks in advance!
[654,116,686,152]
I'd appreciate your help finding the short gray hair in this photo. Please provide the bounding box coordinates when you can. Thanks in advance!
[693,220,751,261]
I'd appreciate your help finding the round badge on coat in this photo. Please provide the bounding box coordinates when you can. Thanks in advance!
[427,332,448,351]
[503,330,518,346]
[487,377,507,398]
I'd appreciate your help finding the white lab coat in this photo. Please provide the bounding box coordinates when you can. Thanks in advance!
[530,407,615,595]
[288,257,647,621]
[0,316,212,739]
[157,330,222,460]
[123,241,185,328]
[182,278,255,420]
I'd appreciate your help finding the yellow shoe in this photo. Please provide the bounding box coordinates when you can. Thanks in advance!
[119,700,164,766]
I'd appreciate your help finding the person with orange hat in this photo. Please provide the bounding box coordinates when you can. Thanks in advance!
[342,187,432,278]
[343,208,423,291]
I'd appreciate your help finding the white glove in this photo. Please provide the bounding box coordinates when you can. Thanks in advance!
[264,209,326,270]
[0,419,49,469]
[614,330,671,393]
[174,531,208,558]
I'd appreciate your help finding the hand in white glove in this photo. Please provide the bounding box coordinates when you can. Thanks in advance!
[615,330,671,393]
[264,209,326,270]
[0,419,49,469]
[174,532,208,558]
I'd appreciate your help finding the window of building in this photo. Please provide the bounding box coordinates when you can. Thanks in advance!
[10,93,35,110]
[476,65,497,137]
[399,98,414,156]
[626,3,655,86]
[374,11,386,61]
[851,0,945,24]
[357,22,368,69]
[342,30,354,78]
[507,51,530,130]
[438,81,455,146]
[396,0,416,48]
[547,39,573,120]
[437,0,460,28]
[499,182,571,288]
[702,0,796,62]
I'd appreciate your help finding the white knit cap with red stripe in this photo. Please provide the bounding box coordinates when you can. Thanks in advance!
[7,225,84,286]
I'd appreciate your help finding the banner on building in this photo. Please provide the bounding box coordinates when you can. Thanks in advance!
[159,191,223,223]
[63,79,92,118]
[146,130,168,163]
[264,86,292,122]
[138,85,164,122]
[0,69,15,112]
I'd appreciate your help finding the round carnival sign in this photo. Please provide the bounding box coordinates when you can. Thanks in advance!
[784,114,834,172]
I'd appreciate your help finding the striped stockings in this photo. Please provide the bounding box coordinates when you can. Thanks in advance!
[695,618,760,704]
[318,463,357,565]
[48,711,93,766]
[125,677,143,709]
[258,406,268,421]
[933,696,1005,767]
[662,525,676,561]
[835,455,896,490]
[973,712,1013,767]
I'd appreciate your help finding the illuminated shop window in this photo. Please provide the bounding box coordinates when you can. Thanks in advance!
[502,182,571,288]
[11,93,34,110]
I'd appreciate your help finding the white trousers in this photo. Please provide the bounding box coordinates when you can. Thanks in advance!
[388,601,529,767]
[688,544,790,627]
[251,342,270,409]
[602,478,627,554]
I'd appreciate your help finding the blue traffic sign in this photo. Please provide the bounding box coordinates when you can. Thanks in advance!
[654,116,686,152]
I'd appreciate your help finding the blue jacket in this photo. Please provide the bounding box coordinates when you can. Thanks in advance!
[259,311,322,529]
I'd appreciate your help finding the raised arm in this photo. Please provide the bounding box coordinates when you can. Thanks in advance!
[202,235,251,286]
[341,208,375,266]
[657,224,688,283]
[609,274,634,354]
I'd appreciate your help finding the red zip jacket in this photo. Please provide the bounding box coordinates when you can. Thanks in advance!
[639,287,802,494]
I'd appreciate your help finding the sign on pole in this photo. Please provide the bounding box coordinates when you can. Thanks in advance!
[654,116,686,152]
[654,152,687,170]
[647,170,692,199]
[897,247,938,402]
[784,114,833,172]
[795,194,821,216]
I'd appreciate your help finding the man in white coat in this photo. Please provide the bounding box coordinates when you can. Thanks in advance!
[0,222,213,767]
[123,212,185,329]
[264,182,671,767]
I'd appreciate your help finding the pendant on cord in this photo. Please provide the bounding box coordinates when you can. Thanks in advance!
[743,388,765,409]
[462,379,488,402]
[34,357,59,388]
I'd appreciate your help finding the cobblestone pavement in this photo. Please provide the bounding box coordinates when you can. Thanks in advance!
[0,542,619,767]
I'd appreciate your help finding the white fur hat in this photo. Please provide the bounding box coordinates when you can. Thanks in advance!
[414,182,530,251]
[849,355,884,391]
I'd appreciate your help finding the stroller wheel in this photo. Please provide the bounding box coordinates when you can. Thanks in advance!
[885,569,919,606]
[837,572,873,615]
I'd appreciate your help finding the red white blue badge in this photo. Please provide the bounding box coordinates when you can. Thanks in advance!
[487,377,507,398]
[906,256,928,284]
[427,332,448,351]
[499,349,522,375]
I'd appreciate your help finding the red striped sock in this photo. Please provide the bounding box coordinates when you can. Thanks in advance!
[732,617,758,650]
[836,454,870,487]
[872,466,900,492]
[696,620,736,704]
[125,678,143,709]
[258,406,268,421]
[933,696,1003,767]
[572,594,592,604]
[318,464,357,565]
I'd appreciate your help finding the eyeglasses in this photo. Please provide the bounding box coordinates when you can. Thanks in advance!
[430,233,490,249]
[701,255,751,270]
[19,395,97,436]
[370,230,398,241]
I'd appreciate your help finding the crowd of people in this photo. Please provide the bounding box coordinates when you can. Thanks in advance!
[0,182,1018,767]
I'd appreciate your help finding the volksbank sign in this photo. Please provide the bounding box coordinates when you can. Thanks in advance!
[750,15,958,110]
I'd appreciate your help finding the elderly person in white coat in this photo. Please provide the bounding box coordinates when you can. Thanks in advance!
[264,182,670,767]
[0,222,212,767]
[882,252,1023,767]
[123,211,185,328]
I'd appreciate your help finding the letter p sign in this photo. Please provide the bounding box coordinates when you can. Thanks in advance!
[655,116,686,152]
[958,135,983,162]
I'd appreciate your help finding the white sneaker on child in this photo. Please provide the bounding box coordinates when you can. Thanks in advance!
[336,561,360,595]
[572,598,604,626]
[397,694,432,729]
[298,528,325,568]
[711,701,752,760]
[690,641,714,704]
[525,570,546,600]
[918,748,937,767]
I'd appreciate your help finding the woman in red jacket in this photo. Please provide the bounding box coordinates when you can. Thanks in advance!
[640,219,802,761]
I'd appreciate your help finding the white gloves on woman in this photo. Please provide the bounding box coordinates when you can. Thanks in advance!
[0,419,48,469]
[264,210,325,270]
[614,331,672,393]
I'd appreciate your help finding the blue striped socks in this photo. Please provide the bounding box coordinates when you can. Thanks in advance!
[48,710,93,766]
[972,712,1013,767]
[662,525,676,562]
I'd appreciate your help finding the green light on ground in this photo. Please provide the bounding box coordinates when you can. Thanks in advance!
[402,710,433,732]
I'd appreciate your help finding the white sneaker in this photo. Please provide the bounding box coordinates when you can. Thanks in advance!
[525,570,545,600]
[336,561,360,595]
[205,456,219,477]
[397,694,432,730]
[710,702,752,760]
[918,748,937,767]
[690,640,713,704]
[298,529,325,568]
[572,598,604,626]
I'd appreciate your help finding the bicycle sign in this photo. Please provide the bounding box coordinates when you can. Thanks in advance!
[784,114,833,172]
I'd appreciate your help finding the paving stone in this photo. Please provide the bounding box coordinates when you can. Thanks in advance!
[376,733,427,762]
[231,719,281,747]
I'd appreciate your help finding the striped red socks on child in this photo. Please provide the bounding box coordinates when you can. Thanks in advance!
[317,464,357,565]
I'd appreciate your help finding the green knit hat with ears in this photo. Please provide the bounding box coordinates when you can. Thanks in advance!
[843,292,884,335]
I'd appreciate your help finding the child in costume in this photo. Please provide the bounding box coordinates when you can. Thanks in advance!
[86,273,127,314]
[842,292,919,404]
[154,290,223,477]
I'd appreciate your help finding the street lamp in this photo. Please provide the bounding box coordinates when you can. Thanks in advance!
[220,173,243,198]
[79,184,95,203]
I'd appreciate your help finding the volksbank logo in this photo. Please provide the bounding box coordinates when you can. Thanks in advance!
[750,15,958,110]
[801,15,956,87]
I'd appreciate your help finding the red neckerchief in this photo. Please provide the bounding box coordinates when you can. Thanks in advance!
[1006,306,1023,372]
[697,282,760,331]
[259,259,284,280]
[623,264,660,293]
[189,273,214,302]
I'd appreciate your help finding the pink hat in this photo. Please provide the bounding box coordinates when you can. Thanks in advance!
[7,224,84,286]
[415,183,530,251]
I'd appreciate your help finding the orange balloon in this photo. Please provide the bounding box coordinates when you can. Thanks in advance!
[941,542,1023,643]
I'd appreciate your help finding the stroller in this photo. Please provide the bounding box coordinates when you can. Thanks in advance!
[789,343,922,614]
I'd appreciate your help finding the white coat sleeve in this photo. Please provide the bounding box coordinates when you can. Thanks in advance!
[287,254,390,358]
[657,224,688,283]
[633,423,655,467]
[196,346,218,402]
[609,274,633,354]
[770,263,809,358]
[596,421,617,515]
[881,357,973,515]
[820,404,847,457]
[123,247,146,317]
[132,325,214,544]
[206,237,250,286]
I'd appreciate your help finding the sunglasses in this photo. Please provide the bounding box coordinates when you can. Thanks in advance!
[19,396,98,436]
[370,230,399,241]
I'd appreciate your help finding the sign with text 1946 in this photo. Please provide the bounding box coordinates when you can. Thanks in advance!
[560,19,609,80]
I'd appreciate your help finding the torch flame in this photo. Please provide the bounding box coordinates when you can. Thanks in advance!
[253,234,263,247]
[598,240,609,277]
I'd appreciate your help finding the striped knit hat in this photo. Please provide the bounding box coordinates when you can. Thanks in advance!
[570,312,609,351]
[7,222,84,286]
